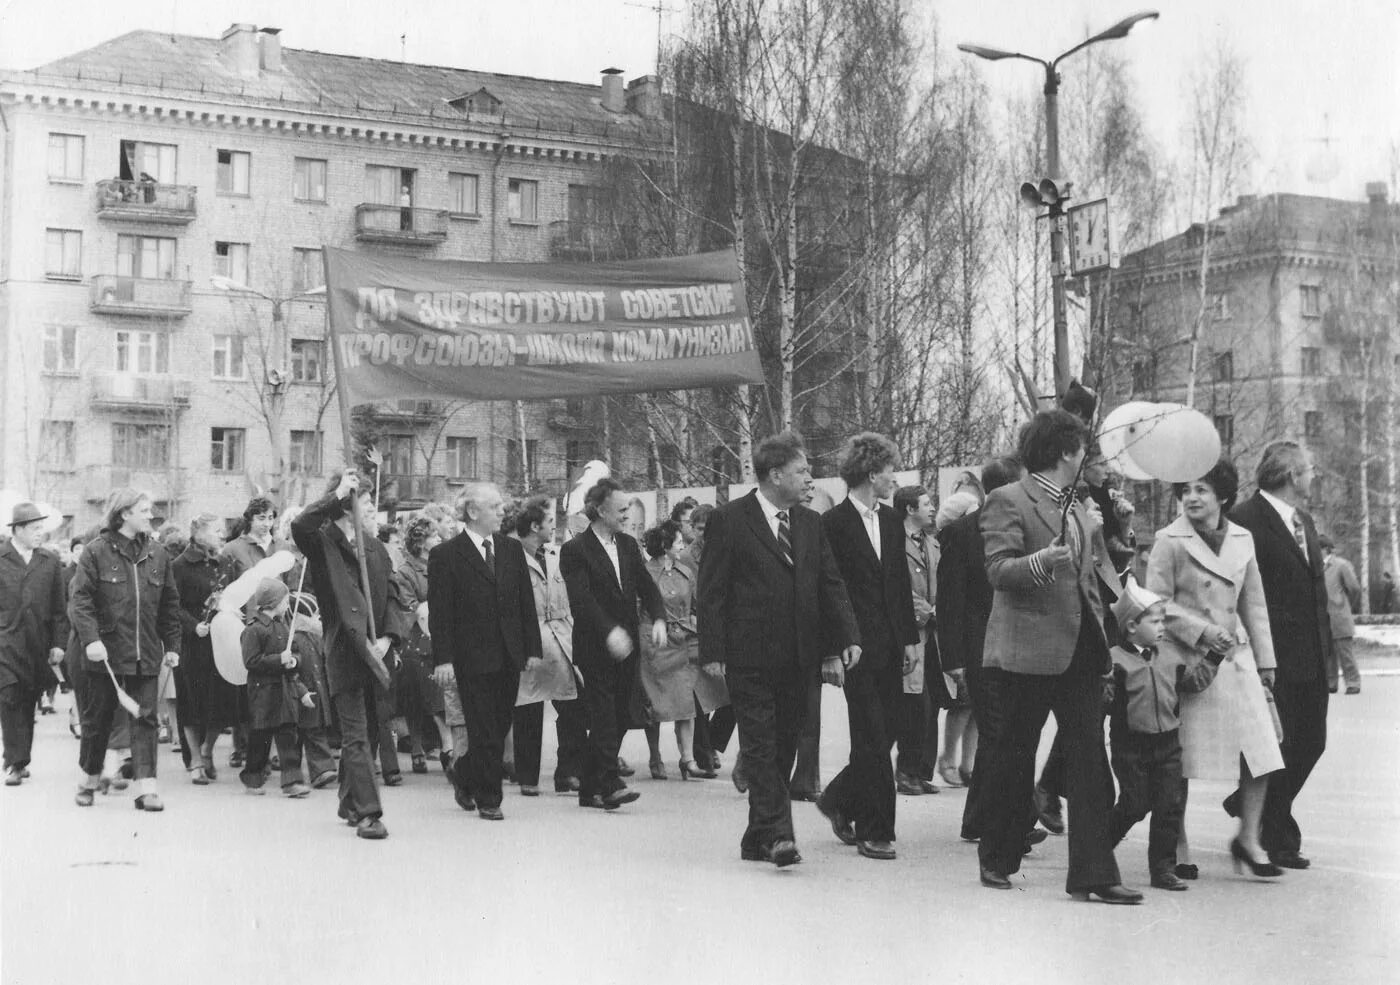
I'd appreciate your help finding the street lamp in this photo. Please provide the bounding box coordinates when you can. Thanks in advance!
[959,10,1159,399]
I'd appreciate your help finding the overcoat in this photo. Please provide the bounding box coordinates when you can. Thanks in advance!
[67,530,181,678]
[516,546,579,706]
[0,542,68,693]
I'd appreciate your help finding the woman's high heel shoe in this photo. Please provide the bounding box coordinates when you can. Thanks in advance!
[1230,838,1284,878]
[679,760,716,780]
[649,758,668,780]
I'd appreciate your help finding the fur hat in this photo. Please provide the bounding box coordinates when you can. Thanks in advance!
[1111,577,1164,628]
[249,577,289,613]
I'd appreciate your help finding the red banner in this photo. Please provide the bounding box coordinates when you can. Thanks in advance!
[323,247,762,402]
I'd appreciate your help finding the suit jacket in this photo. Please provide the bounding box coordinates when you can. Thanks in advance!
[0,542,68,692]
[1322,554,1360,639]
[820,499,919,669]
[559,527,665,669]
[696,490,859,672]
[935,510,993,674]
[428,532,541,677]
[1229,492,1331,682]
[980,475,1111,676]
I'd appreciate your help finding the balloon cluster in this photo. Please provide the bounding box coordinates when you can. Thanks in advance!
[1098,402,1221,483]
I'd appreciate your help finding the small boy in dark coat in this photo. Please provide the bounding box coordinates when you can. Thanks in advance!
[240,579,311,797]
[1105,579,1218,892]
[291,594,337,789]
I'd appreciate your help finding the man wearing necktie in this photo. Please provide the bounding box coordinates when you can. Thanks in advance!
[977,410,1139,903]
[1227,441,1332,869]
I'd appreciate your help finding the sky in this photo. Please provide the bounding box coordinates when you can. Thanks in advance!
[0,0,1396,206]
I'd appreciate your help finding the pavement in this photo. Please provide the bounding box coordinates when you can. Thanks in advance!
[2,677,1397,985]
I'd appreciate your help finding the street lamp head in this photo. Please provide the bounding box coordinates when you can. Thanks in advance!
[956,42,1044,65]
[1091,10,1159,43]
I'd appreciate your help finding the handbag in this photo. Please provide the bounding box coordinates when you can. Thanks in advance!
[1263,687,1284,743]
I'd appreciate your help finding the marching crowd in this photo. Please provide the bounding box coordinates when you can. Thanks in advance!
[0,400,1360,902]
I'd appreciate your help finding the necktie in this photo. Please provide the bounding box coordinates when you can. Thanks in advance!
[535,545,547,568]
[776,511,795,567]
[483,536,494,569]
[1291,513,1309,563]
[1057,489,1082,559]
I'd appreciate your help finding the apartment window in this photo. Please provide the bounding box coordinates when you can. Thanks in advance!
[214,241,250,285]
[210,427,245,472]
[290,339,323,383]
[289,430,323,475]
[1208,293,1230,321]
[1213,350,1234,383]
[119,140,176,183]
[1300,346,1322,377]
[565,439,599,478]
[42,326,78,373]
[216,149,251,195]
[291,248,324,294]
[1213,414,1234,452]
[448,172,480,215]
[212,335,246,380]
[115,330,169,374]
[506,438,539,484]
[1300,284,1322,318]
[116,234,176,279]
[45,229,82,278]
[293,157,327,202]
[445,437,479,480]
[1340,348,1364,376]
[48,133,84,181]
[508,178,538,222]
[384,434,414,479]
[112,423,170,469]
[365,165,413,206]
[1304,410,1323,439]
[40,421,76,469]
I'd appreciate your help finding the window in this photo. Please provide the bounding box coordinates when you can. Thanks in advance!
[45,229,82,278]
[567,184,598,238]
[365,165,412,206]
[445,437,478,480]
[1213,414,1234,452]
[1304,410,1323,439]
[508,178,538,222]
[115,330,169,374]
[290,339,323,383]
[1213,350,1234,383]
[40,421,76,468]
[384,434,414,479]
[293,157,327,202]
[1300,346,1322,376]
[42,326,78,373]
[1300,284,1322,318]
[448,172,480,215]
[210,427,245,472]
[1208,293,1230,321]
[565,439,599,478]
[291,248,324,293]
[116,234,176,279]
[506,438,539,485]
[216,149,251,195]
[1340,348,1364,375]
[112,423,170,468]
[47,133,84,181]
[119,140,176,183]
[212,335,246,380]
[214,241,250,285]
[289,430,323,474]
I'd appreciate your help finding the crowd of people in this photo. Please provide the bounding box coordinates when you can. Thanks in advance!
[0,402,1360,902]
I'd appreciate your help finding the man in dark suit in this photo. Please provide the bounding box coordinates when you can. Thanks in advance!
[697,431,860,867]
[560,477,667,811]
[816,434,920,861]
[1228,440,1331,869]
[977,410,1139,903]
[429,481,542,821]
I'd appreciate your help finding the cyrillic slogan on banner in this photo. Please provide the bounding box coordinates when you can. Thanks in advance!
[324,247,763,402]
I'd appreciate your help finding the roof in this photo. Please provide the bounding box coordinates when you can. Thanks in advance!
[6,29,661,143]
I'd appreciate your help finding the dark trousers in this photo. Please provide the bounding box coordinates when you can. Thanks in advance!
[894,684,938,780]
[1038,729,1068,799]
[300,726,336,781]
[75,671,158,779]
[788,678,823,796]
[458,668,520,809]
[1324,637,1361,691]
[1108,730,1185,877]
[514,698,586,786]
[332,685,382,821]
[727,664,807,853]
[1,683,42,770]
[370,682,400,778]
[823,657,901,842]
[577,657,631,801]
[961,665,994,840]
[978,642,1120,891]
[1261,678,1328,854]
[242,725,304,789]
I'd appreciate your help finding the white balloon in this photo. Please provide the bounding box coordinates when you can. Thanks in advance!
[1119,403,1222,483]
[564,460,611,516]
[217,551,299,613]
[1097,402,1156,481]
[210,610,248,685]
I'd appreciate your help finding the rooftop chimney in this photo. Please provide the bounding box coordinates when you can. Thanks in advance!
[626,75,662,119]
[259,27,282,73]
[219,23,259,78]
[600,68,625,114]
[1365,181,1388,205]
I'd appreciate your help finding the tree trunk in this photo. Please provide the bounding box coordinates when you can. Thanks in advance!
[513,400,529,490]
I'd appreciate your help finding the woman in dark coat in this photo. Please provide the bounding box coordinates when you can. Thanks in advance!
[171,514,239,784]
[389,517,447,773]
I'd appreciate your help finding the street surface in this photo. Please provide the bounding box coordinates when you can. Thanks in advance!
[3,674,1397,985]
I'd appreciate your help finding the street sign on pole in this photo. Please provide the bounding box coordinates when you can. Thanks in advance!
[1067,198,1118,275]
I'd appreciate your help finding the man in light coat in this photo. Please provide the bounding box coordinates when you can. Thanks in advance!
[1318,535,1361,695]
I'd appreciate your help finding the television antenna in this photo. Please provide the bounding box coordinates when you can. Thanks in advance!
[625,0,677,77]
[1304,113,1341,185]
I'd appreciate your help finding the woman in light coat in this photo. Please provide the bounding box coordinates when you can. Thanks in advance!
[1146,458,1285,879]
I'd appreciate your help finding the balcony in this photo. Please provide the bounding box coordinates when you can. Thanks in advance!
[383,474,450,507]
[548,220,624,262]
[366,399,449,425]
[95,179,197,224]
[354,205,449,245]
[83,464,189,504]
[89,371,193,413]
[90,275,193,318]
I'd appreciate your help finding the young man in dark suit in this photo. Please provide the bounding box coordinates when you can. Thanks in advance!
[1228,441,1331,869]
[697,431,860,867]
[816,434,920,861]
[560,477,667,811]
[428,481,542,821]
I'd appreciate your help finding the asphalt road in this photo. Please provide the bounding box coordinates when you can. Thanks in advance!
[3,677,1396,985]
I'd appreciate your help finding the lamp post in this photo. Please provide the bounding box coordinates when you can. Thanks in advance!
[959,10,1159,399]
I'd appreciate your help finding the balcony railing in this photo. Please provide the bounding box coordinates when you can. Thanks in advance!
[90,275,193,317]
[83,465,189,504]
[367,399,450,424]
[89,371,193,412]
[354,205,449,244]
[95,179,198,223]
[384,474,450,506]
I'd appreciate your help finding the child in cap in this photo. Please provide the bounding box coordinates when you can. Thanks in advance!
[240,578,310,797]
[1104,578,1220,891]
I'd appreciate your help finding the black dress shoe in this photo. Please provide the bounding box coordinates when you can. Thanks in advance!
[579,794,610,810]
[1069,884,1143,905]
[857,840,896,860]
[895,773,923,796]
[767,839,802,867]
[1035,785,1065,835]
[478,806,504,820]
[1150,872,1189,891]
[1025,827,1048,846]
[520,785,540,797]
[815,797,857,846]
[1174,863,1199,880]
[741,845,764,862]
[980,867,1012,890]
[453,785,477,813]
[731,764,749,794]
[554,775,581,793]
[1267,849,1311,870]
[355,816,388,840]
[603,787,640,808]
[615,757,635,778]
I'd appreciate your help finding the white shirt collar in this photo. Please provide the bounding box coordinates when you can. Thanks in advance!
[1259,489,1296,530]
[14,543,34,564]
[464,527,491,558]
[756,489,787,521]
[848,495,879,520]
